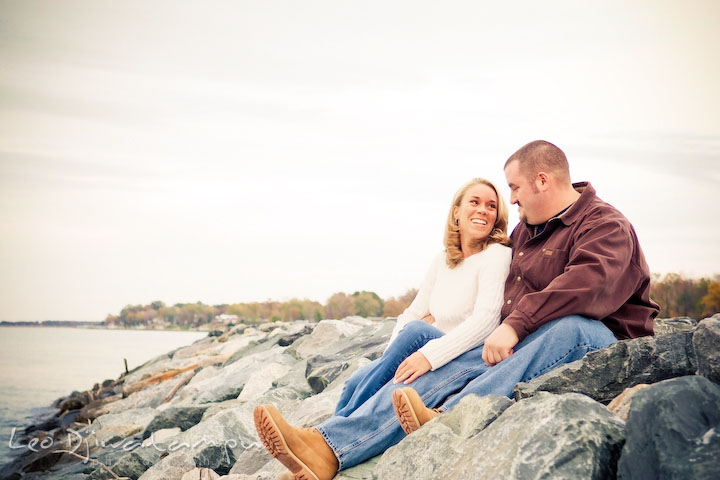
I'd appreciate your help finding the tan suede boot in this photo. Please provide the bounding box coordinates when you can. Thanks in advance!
[254,404,339,480]
[276,472,295,480]
[392,387,441,435]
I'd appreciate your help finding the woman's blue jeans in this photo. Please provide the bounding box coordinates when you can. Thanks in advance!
[317,315,617,470]
[334,320,444,417]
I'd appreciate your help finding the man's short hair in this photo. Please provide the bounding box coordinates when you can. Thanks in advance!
[504,140,571,184]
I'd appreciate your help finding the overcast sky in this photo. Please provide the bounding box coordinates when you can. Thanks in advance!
[1,0,719,321]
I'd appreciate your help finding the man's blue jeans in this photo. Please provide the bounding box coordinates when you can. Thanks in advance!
[316,315,617,470]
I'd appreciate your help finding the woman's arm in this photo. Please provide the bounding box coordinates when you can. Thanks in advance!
[385,253,443,348]
[417,244,511,371]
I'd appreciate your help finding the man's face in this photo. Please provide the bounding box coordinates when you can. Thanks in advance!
[504,160,542,224]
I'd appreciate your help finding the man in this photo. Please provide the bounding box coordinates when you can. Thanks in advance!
[393,139,658,432]
[255,140,658,480]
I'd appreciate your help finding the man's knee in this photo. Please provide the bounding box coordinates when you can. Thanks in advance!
[542,315,616,348]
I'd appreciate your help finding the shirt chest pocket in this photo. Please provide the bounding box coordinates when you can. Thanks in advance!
[519,248,569,291]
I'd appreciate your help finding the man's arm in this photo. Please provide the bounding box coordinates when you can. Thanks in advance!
[504,218,641,341]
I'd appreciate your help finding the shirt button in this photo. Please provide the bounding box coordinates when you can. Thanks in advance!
[506,299,512,305]
[518,252,524,257]
[516,276,522,282]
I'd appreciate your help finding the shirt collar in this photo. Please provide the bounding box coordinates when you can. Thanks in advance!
[557,181,594,226]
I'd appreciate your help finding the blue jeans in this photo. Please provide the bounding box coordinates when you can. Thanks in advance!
[316,315,617,469]
[334,320,444,417]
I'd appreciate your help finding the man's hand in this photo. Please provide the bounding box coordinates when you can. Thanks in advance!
[394,351,432,384]
[421,313,435,324]
[482,323,519,366]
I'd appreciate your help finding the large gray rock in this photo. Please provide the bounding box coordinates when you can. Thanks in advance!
[288,320,364,359]
[617,375,720,480]
[375,394,512,479]
[377,392,625,480]
[693,317,720,383]
[653,316,697,335]
[514,332,697,403]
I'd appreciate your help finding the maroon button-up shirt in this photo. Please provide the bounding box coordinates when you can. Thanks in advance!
[501,182,658,340]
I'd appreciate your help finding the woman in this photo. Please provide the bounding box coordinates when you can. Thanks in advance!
[255,178,512,480]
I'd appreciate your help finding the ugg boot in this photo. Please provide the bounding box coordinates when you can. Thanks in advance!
[254,404,339,480]
[392,387,441,434]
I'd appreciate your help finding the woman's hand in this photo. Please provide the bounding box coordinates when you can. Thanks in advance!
[421,313,435,324]
[394,351,432,384]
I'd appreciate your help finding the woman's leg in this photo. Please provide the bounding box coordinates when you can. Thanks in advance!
[334,320,444,417]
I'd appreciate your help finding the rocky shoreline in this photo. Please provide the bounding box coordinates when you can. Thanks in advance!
[2,314,719,480]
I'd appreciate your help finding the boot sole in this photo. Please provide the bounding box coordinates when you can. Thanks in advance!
[392,388,422,435]
[253,405,320,480]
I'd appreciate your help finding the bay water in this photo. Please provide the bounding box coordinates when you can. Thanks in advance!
[0,326,206,468]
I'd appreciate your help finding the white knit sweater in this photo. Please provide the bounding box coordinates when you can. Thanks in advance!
[388,243,511,370]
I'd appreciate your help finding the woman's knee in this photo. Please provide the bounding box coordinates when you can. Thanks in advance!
[397,320,441,339]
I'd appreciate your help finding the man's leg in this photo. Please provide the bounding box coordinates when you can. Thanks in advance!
[439,315,616,410]
[316,344,490,469]
[334,320,444,417]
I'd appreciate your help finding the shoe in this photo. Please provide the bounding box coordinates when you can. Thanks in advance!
[254,404,338,480]
[392,387,441,435]
[277,472,295,480]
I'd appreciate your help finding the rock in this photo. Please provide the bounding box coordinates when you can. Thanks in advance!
[89,445,160,480]
[513,331,697,403]
[142,407,209,439]
[277,325,314,346]
[141,427,181,447]
[606,384,650,422]
[374,394,512,478]
[376,392,625,480]
[288,320,364,359]
[305,356,350,394]
[693,317,720,383]
[653,316,697,335]
[208,330,224,337]
[181,467,221,480]
[137,451,196,480]
[236,363,292,402]
[169,406,259,475]
[227,445,272,475]
[170,348,293,405]
[617,375,720,480]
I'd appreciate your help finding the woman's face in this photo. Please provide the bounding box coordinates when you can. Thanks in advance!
[454,183,498,244]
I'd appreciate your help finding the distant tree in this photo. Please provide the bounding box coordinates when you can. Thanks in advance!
[382,288,419,317]
[352,291,384,318]
[651,273,711,318]
[150,300,165,310]
[702,281,720,316]
[325,292,356,319]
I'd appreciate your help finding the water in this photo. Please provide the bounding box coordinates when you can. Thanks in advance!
[0,326,206,467]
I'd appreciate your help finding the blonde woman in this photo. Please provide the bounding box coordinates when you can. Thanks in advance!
[255,178,512,480]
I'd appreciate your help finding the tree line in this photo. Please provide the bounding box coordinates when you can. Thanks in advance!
[650,273,720,319]
[103,272,720,329]
[103,290,418,328]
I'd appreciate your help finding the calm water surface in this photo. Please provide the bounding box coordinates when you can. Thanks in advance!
[0,326,206,467]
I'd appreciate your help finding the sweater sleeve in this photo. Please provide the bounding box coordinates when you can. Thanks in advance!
[418,244,511,370]
[385,253,443,349]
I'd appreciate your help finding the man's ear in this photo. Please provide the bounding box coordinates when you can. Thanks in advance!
[536,172,550,192]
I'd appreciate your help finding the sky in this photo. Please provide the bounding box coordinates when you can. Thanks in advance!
[1,0,719,321]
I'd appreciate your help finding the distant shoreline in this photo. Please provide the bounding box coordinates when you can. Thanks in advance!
[0,322,205,332]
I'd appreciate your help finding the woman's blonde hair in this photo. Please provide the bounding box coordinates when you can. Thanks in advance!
[444,178,511,268]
